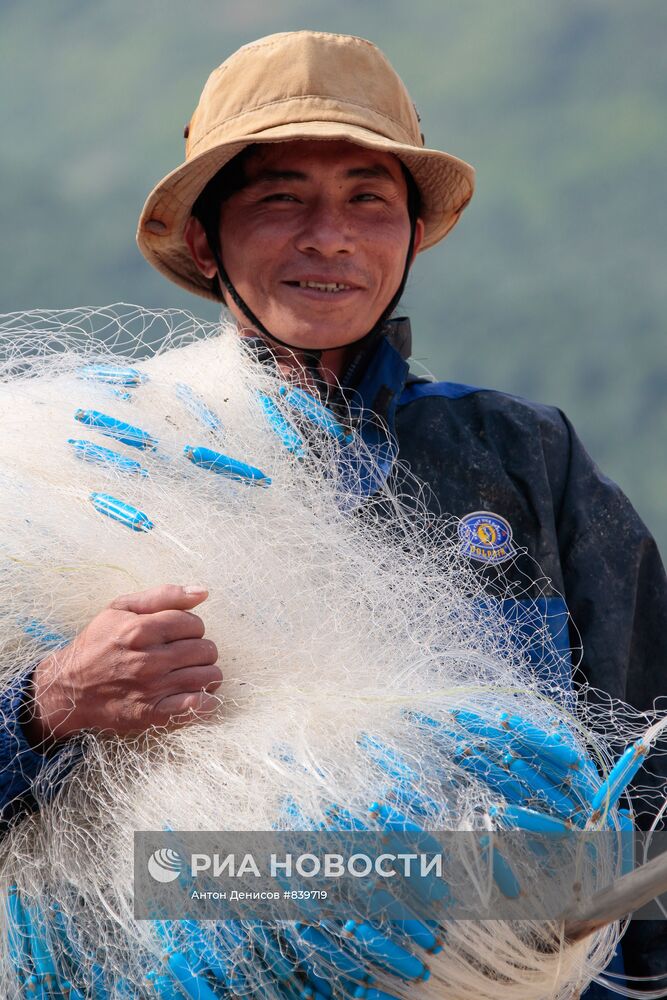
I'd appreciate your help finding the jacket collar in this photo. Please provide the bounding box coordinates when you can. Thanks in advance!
[345,315,412,427]
[242,317,412,497]
[243,316,412,426]
[336,316,412,497]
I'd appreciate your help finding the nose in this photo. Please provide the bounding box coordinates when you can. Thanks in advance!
[295,200,354,257]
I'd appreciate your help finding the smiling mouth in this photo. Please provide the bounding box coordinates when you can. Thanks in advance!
[284,281,357,294]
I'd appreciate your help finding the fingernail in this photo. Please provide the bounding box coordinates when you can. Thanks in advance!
[184,585,208,595]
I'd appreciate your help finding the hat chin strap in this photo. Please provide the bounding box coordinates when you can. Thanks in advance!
[208,219,417,379]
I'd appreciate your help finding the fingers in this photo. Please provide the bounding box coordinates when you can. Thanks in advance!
[164,664,223,693]
[43,584,224,738]
[151,638,219,673]
[135,609,207,645]
[154,689,221,726]
[110,584,209,616]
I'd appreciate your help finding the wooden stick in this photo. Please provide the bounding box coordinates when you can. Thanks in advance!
[563,849,667,942]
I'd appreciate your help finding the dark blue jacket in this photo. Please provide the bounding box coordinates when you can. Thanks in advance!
[350,318,667,992]
[2,317,666,988]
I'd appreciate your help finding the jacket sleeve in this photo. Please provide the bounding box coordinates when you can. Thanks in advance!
[0,668,82,827]
[0,670,50,822]
[555,411,667,986]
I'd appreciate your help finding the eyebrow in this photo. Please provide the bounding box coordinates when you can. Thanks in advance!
[345,165,396,181]
[245,163,398,187]
[248,169,308,185]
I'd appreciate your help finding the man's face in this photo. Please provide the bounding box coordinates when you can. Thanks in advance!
[188,140,423,350]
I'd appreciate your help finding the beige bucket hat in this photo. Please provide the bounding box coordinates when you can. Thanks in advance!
[137,30,475,302]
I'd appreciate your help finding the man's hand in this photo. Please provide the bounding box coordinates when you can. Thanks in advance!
[21,584,221,747]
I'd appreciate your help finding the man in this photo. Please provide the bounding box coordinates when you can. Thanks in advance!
[2,29,666,990]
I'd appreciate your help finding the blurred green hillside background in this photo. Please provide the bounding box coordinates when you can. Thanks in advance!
[2,0,666,551]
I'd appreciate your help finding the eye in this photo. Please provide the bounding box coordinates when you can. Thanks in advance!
[352,192,382,202]
[261,192,300,203]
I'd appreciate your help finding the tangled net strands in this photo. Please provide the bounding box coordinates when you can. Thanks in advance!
[0,305,664,1000]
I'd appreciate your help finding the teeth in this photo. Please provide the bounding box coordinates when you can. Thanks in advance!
[298,281,351,292]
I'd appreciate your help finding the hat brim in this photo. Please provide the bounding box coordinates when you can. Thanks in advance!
[136,121,475,302]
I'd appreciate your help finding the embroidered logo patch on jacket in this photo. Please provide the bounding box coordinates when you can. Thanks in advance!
[458,511,517,564]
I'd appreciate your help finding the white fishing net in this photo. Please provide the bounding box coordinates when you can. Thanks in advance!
[0,305,662,1000]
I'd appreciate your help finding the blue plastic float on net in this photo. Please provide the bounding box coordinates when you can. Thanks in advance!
[145,970,185,1000]
[279,387,353,444]
[68,439,148,476]
[185,923,250,996]
[453,709,591,785]
[505,755,582,819]
[153,923,221,1000]
[184,445,271,486]
[353,989,402,1000]
[617,808,635,875]
[451,709,509,743]
[358,734,448,818]
[88,963,111,1000]
[21,901,59,990]
[489,803,573,838]
[412,711,523,802]
[364,887,442,954]
[498,713,581,771]
[531,752,599,804]
[452,741,526,803]
[21,620,70,650]
[6,887,31,982]
[76,364,147,387]
[251,925,302,985]
[175,384,222,432]
[282,933,336,1000]
[250,926,288,971]
[479,834,521,900]
[322,803,368,832]
[365,744,521,903]
[164,950,219,1000]
[292,924,372,983]
[358,734,416,785]
[590,741,648,819]
[258,393,306,458]
[413,709,601,817]
[63,983,86,1000]
[369,801,435,841]
[368,801,451,908]
[74,409,157,450]
[89,493,154,532]
[4,721,650,999]
[343,919,430,982]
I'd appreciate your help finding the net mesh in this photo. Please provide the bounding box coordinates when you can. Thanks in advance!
[0,305,662,1000]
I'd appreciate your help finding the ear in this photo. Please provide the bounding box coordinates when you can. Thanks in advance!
[184,217,218,279]
[410,218,425,264]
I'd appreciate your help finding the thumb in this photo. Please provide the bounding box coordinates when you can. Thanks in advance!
[110,584,209,615]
